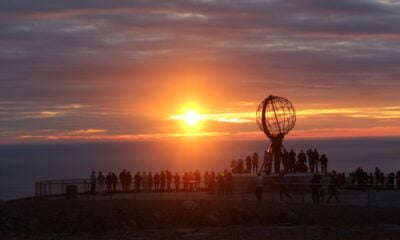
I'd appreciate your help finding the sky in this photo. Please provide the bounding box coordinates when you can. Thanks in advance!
[0,0,400,144]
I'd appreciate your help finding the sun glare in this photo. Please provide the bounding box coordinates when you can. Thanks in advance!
[183,110,201,126]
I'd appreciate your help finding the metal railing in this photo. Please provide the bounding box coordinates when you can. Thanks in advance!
[34,179,400,207]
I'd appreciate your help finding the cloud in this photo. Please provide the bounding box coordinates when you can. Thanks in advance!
[0,0,400,142]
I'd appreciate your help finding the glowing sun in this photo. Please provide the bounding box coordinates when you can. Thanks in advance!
[183,110,201,126]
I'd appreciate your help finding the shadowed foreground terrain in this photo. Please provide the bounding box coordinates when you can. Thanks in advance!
[1,198,400,239]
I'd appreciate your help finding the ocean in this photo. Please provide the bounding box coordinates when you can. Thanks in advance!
[0,137,399,200]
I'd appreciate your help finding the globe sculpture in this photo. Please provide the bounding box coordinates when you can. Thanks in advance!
[256,95,296,174]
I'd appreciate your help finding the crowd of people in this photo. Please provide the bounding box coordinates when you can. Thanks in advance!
[340,167,400,189]
[231,149,328,175]
[87,150,400,204]
[89,169,235,198]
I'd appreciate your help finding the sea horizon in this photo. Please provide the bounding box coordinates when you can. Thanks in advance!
[1,136,399,200]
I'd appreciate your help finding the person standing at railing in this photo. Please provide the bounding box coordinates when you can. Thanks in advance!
[313,149,320,173]
[326,173,341,204]
[160,171,166,191]
[246,156,252,173]
[396,171,400,189]
[142,172,148,191]
[106,172,112,192]
[203,171,210,190]
[238,159,244,174]
[154,172,160,191]
[119,170,126,192]
[225,171,234,198]
[97,172,105,193]
[90,171,97,194]
[320,154,328,174]
[189,172,195,191]
[252,153,259,173]
[194,170,201,190]
[126,171,132,192]
[231,159,238,174]
[210,171,216,192]
[182,172,189,191]
[148,172,153,191]
[174,172,180,191]
[307,149,314,173]
[166,171,172,191]
[112,173,118,192]
[135,172,142,192]
[388,172,395,189]
[217,172,225,198]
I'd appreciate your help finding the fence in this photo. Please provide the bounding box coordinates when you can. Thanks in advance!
[35,179,400,208]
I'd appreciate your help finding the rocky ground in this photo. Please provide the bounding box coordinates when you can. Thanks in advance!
[1,198,400,239]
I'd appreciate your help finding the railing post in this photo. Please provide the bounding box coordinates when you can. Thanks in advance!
[49,181,52,196]
[61,180,65,194]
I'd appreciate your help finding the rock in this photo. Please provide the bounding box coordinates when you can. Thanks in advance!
[182,201,199,211]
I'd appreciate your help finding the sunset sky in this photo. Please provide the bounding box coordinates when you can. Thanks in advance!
[1,0,400,143]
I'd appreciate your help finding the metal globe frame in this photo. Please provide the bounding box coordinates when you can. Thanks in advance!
[256,95,296,174]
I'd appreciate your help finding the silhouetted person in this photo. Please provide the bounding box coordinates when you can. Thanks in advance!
[174,173,180,191]
[388,172,395,189]
[111,173,118,192]
[327,174,341,204]
[288,149,296,173]
[279,171,292,201]
[252,153,259,173]
[126,171,132,192]
[246,156,252,173]
[134,172,141,192]
[148,172,153,191]
[90,171,97,194]
[225,171,233,198]
[105,172,112,192]
[194,170,201,190]
[264,150,272,175]
[396,171,400,189]
[141,172,148,190]
[160,171,166,191]
[154,172,160,191]
[231,159,238,173]
[119,169,126,192]
[210,171,216,192]
[313,149,320,173]
[320,154,328,174]
[310,174,320,205]
[166,170,172,191]
[182,172,189,191]
[97,171,105,193]
[307,149,314,173]
[238,159,244,174]
[204,171,210,190]
[255,173,263,200]
[296,150,308,173]
[217,172,225,198]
